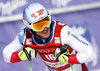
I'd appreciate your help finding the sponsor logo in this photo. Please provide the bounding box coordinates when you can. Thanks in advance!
[71,33,88,46]
[54,37,60,43]
[67,31,71,35]
[67,31,88,46]
[44,61,66,68]
[26,38,32,44]
[38,49,55,53]
[31,9,44,18]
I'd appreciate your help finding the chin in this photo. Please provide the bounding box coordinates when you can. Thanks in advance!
[42,33,50,39]
[43,35,49,38]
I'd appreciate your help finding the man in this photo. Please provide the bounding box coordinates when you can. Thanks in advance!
[3,3,97,71]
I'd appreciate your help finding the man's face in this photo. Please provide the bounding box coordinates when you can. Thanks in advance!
[35,27,50,39]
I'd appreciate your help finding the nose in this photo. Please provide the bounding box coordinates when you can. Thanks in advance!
[43,27,48,31]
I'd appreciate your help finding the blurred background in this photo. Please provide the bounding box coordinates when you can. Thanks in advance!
[0,0,100,71]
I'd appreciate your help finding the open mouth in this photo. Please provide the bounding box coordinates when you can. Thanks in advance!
[42,30,48,34]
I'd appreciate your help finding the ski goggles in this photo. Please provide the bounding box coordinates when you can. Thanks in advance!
[31,16,51,31]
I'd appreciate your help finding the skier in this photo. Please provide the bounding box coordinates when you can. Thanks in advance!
[3,3,97,71]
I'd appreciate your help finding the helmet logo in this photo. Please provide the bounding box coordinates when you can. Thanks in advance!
[31,9,44,18]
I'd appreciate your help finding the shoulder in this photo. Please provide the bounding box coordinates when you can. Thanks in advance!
[61,25,76,44]
[61,25,73,37]
[18,28,27,45]
[52,20,67,31]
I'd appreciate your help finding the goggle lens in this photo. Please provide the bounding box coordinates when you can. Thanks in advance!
[32,16,51,31]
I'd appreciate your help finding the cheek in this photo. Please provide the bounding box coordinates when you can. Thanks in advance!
[36,32,42,35]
